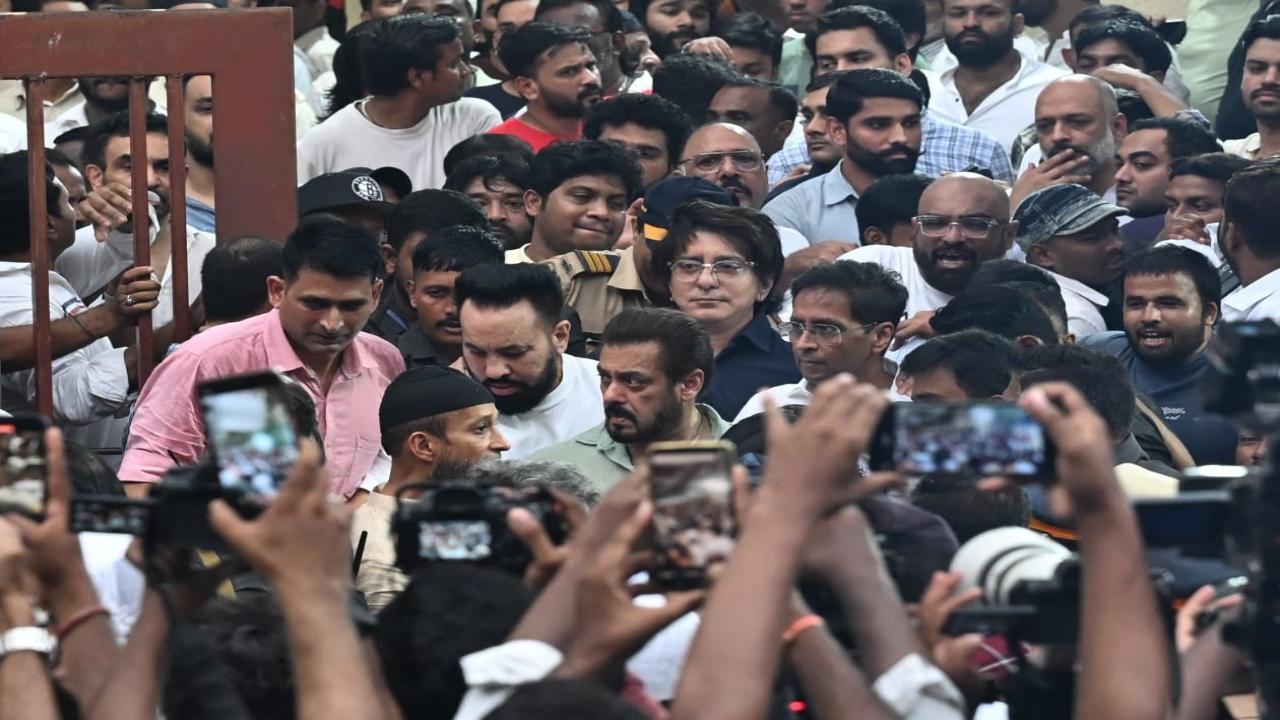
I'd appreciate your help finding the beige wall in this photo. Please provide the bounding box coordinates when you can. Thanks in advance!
[1112,0,1190,18]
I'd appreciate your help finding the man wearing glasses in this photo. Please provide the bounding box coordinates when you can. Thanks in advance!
[838,171,1017,361]
[732,260,908,422]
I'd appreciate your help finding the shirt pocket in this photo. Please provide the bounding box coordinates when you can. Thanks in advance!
[334,435,381,499]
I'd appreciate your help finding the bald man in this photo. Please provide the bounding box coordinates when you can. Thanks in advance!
[1011,74,1127,210]
[839,172,1016,361]
[677,122,771,210]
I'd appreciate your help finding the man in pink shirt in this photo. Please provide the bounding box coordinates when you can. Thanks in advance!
[120,218,406,499]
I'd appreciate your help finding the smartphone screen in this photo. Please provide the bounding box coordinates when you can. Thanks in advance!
[0,418,47,517]
[873,402,1051,477]
[418,520,494,561]
[70,497,153,535]
[199,380,299,509]
[649,444,737,587]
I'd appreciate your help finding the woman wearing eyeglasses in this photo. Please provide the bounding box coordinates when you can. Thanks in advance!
[656,200,800,418]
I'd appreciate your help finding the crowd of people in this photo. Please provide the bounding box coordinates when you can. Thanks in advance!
[0,0,1278,717]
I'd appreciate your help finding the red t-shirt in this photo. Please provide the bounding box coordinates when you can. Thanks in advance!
[486,117,578,152]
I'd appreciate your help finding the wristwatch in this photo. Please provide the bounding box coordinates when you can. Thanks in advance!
[0,627,56,657]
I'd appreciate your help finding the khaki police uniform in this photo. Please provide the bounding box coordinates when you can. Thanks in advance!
[540,247,651,337]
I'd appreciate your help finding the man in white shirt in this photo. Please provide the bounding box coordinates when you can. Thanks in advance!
[734,259,907,422]
[290,0,340,91]
[297,14,501,192]
[1220,155,1280,321]
[838,172,1016,360]
[924,0,1066,151]
[62,111,214,329]
[454,263,604,458]
[0,152,162,449]
[1013,183,1125,337]
[1008,74,1122,211]
[1223,17,1280,162]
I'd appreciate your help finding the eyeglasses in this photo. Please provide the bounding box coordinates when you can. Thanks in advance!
[777,321,877,345]
[680,150,763,174]
[669,258,757,281]
[914,214,1005,240]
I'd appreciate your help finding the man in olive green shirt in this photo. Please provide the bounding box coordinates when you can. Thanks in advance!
[531,307,730,491]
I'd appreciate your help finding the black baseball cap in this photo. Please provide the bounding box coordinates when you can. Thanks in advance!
[637,176,735,243]
[298,169,396,217]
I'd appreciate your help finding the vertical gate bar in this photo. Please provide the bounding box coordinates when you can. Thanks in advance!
[165,74,190,341]
[127,77,154,385]
[24,78,53,418]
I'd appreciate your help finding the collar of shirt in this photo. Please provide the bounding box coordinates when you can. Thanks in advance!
[575,403,731,469]
[296,25,329,52]
[262,309,372,380]
[821,160,859,207]
[1226,133,1262,160]
[1223,265,1280,315]
[397,324,446,365]
[938,49,1057,103]
[1046,270,1110,307]
[726,311,783,355]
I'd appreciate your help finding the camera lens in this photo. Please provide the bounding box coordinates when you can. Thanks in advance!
[950,527,1074,605]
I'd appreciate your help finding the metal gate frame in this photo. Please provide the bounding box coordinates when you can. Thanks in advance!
[0,8,297,414]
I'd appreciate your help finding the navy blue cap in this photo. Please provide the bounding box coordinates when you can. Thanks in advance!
[638,176,735,243]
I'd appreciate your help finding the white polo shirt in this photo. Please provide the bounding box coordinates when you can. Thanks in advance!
[1222,267,1280,322]
[0,263,130,450]
[925,52,1068,153]
[1044,269,1108,338]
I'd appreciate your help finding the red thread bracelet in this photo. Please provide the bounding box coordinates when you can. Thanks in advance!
[56,605,109,643]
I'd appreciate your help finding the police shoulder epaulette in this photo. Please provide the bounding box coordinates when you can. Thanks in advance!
[568,250,621,275]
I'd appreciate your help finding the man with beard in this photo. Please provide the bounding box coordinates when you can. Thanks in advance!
[839,172,1016,362]
[183,75,216,233]
[530,307,726,490]
[764,69,922,246]
[487,23,603,152]
[442,155,535,250]
[402,225,504,368]
[628,0,711,58]
[1009,74,1123,211]
[455,263,605,458]
[1083,246,1237,465]
[58,111,216,330]
[1112,116,1220,252]
[1224,17,1280,161]
[924,0,1065,151]
[43,76,160,140]
[366,189,488,342]
[504,140,640,263]
[351,365,510,608]
[535,0,628,97]
[1014,183,1126,337]
[768,8,1015,188]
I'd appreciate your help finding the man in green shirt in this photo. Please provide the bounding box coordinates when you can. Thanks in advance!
[531,307,730,490]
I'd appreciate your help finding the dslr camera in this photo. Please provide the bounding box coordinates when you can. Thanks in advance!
[391,483,568,576]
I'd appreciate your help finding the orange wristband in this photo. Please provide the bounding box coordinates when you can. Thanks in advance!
[782,614,825,644]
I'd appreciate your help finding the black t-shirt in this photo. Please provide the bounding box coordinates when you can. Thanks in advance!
[464,83,526,119]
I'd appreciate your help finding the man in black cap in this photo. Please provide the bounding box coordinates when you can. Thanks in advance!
[541,175,736,338]
[1015,183,1127,338]
[351,365,511,610]
[298,168,396,239]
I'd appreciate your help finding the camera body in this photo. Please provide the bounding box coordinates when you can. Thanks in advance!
[392,483,567,576]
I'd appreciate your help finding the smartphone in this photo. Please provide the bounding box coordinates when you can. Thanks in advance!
[198,371,300,516]
[70,496,154,535]
[1156,19,1187,46]
[647,440,738,589]
[0,414,49,518]
[869,402,1052,477]
[418,519,494,561]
